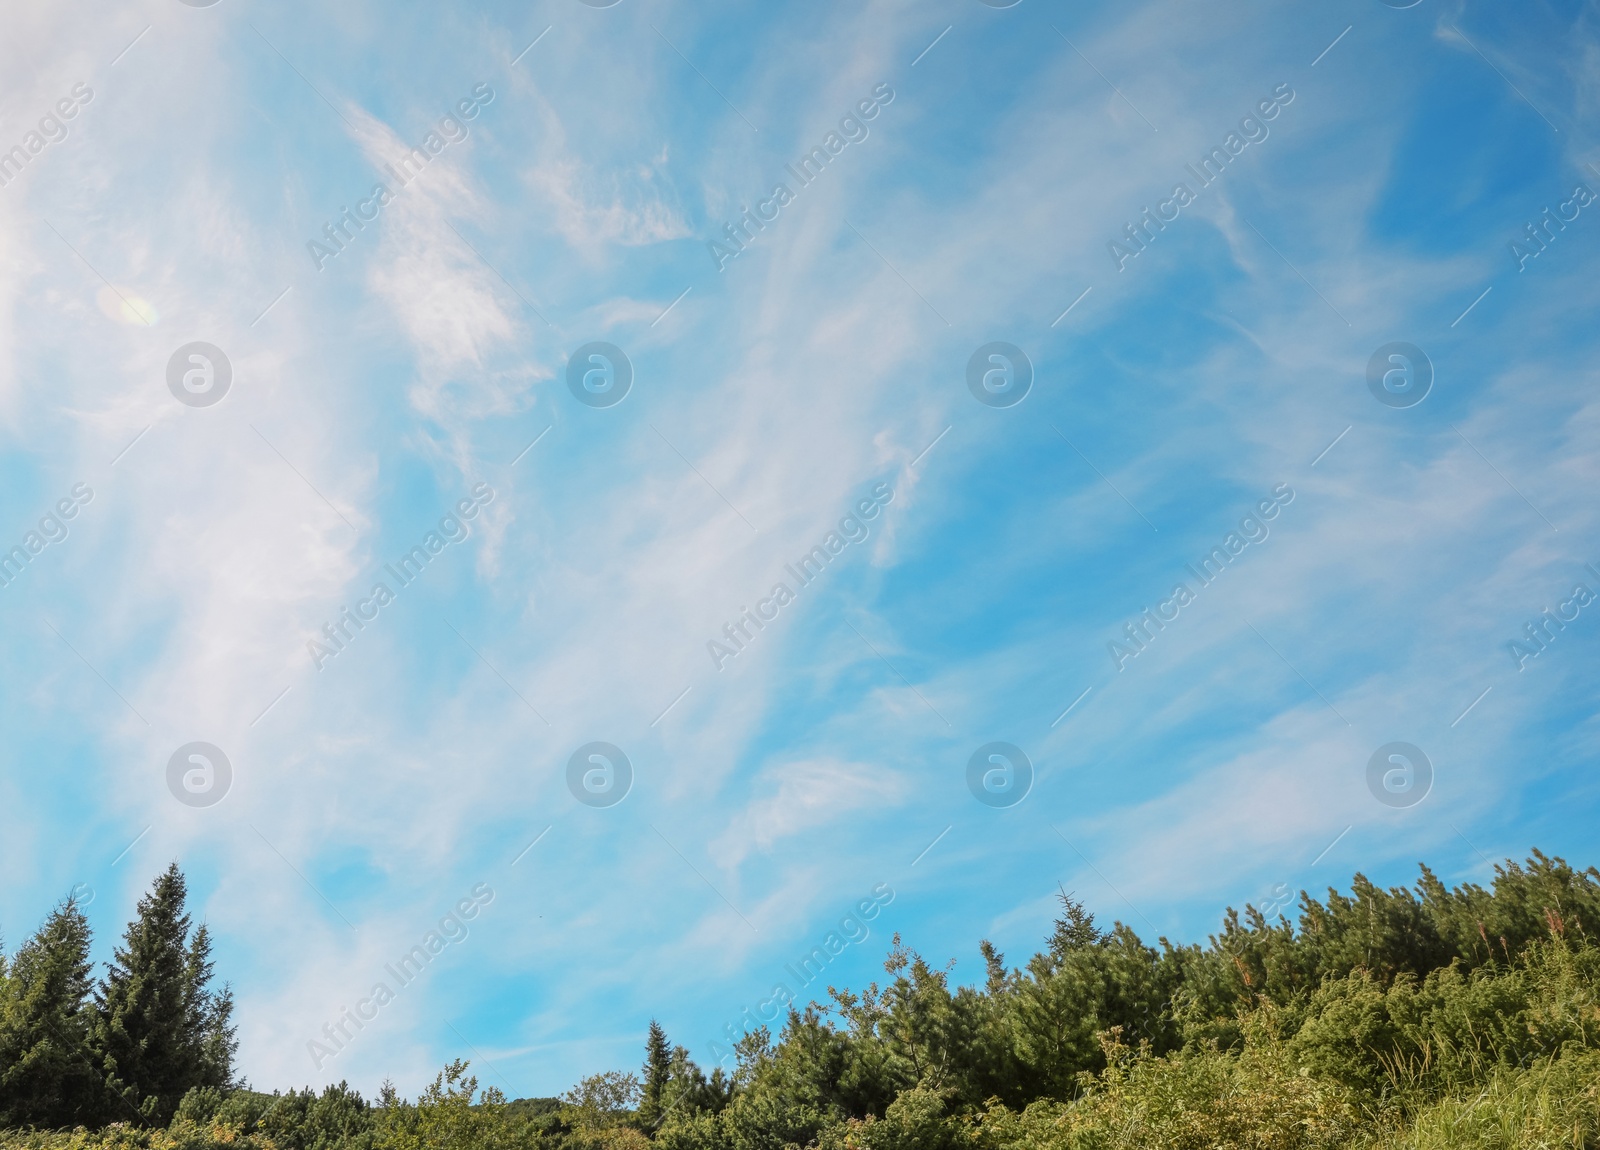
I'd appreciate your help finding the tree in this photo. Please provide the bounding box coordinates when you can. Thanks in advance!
[1047,889,1103,961]
[377,1062,516,1150]
[0,894,101,1127]
[636,1019,671,1130]
[255,1082,373,1150]
[562,1069,642,1124]
[184,923,238,1092]
[91,863,234,1124]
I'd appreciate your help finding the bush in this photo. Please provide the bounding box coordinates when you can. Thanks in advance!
[1377,1051,1600,1149]
[1289,937,1600,1103]
[973,1031,1362,1150]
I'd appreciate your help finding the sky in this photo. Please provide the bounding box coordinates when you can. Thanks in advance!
[2,0,1599,1102]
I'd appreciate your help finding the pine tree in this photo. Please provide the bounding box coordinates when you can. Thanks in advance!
[91,864,232,1124]
[0,894,101,1128]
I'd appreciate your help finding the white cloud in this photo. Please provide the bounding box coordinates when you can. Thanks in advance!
[711,757,908,871]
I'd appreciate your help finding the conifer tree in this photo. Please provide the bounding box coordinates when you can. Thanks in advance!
[0,895,100,1128]
[91,863,233,1124]
[636,1018,672,1130]
[184,924,238,1092]
[1048,888,1103,961]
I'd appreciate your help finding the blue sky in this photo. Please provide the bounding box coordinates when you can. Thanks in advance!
[2,0,1599,1100]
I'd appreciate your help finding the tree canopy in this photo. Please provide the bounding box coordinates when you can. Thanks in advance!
[4,850,1599,1149]
[0,863,235,1129]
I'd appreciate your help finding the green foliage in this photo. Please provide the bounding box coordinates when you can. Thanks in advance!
[638,853,1600,1150]
[637,1021,671,1132]
[257,1083,373,1150]
[970,1030,1363,1150]
[560,1070,641,1129]
[93,864,236,1124]
[1375,1051,1600,1149]
[375,1061,524,1150]
[7,850,1600,1150]
[0,897,100,1128]
[0,867,236,1131]
[816,1087,970,1150]
[1288,936,1600,1103]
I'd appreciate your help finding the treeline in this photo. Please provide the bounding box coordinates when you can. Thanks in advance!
[4,850,1600,1148]
[0,864,235,1128]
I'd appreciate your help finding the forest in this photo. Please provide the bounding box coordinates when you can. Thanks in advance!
[2,851,1598,1149]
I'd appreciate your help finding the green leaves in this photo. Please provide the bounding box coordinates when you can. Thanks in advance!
[376,1061,520,1150]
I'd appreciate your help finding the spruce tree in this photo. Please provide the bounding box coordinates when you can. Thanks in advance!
[184,924,237,1092]
[91,864,233,1124]
[1048,888,1103,961]
[636,1018,671,1130]
[0,895,101,1128]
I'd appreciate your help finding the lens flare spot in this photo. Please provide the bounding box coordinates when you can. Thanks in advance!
[96,286,158,326]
